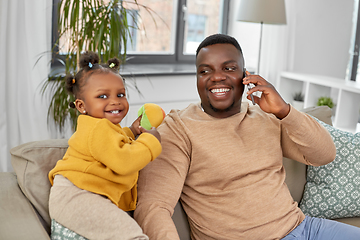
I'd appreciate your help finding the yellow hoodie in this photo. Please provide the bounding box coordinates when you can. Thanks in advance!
[49,115,162,211]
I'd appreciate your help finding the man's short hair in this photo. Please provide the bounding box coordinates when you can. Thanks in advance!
[196,34,243,57]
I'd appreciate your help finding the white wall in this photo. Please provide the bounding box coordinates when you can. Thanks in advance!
[290,0,354,78]
[228,0,355,79]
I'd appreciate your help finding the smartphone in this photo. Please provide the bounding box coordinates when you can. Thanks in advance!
[244,69,255,105]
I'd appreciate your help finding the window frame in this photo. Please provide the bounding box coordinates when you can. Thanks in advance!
[51,0,230,66]
[349,0,360,81]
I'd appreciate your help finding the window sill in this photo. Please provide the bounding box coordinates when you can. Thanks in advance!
[50,63,196,79]
[120,63,196,77]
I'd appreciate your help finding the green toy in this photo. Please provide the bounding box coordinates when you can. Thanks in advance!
[138,103,165,130]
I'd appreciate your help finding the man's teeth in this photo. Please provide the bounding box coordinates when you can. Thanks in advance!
[211,88,230,93]
[110,110,119,114]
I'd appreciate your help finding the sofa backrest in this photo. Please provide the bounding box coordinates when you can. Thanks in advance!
[10,105,333,237]
[10,139,68,233]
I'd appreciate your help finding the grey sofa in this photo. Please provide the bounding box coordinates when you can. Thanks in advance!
[0,106,359,240]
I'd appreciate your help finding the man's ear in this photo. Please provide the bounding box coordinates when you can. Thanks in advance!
[75,99,86,114]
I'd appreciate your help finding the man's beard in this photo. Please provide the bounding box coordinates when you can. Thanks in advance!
[209,101,235,112]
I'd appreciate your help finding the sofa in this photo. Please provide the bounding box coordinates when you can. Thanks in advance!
[1,106,360,240]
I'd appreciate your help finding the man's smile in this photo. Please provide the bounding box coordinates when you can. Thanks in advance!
[209,87,232,98]
[210,88,230,94]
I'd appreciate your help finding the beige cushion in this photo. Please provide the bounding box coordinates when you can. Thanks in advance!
[10,139,68,232]
[0,172,50,240]
[300,105,333,126]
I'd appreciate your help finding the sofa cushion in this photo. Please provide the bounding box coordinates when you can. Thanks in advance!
[51,219,87,240]
[300,105,333,126]
[10,139,69,232]
[0,172,50,240]
[300,119,360,219]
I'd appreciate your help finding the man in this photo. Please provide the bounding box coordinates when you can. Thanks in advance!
[134,34,360,239]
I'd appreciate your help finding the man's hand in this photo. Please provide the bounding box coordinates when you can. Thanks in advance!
[243,71,290,119]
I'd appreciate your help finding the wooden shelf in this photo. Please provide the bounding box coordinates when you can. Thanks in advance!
[277,72,360,133]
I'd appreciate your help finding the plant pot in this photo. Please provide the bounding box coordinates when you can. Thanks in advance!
[292,100,304,110]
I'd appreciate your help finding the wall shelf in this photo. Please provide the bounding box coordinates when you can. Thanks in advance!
[277,72,360,133]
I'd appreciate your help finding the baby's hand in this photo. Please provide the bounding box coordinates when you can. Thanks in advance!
[129,115,142,137]
[140,126,161,143]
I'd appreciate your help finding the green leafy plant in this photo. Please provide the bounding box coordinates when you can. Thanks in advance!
[41,0,154,133]
[317,96,334,109]
[292,91,304,102]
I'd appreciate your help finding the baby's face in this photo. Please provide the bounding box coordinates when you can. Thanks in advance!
[80,72,129,125]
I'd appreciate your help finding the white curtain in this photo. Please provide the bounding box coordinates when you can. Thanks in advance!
[0,0,53,172]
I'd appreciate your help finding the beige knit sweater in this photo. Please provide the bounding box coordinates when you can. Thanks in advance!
[134,102,336,240]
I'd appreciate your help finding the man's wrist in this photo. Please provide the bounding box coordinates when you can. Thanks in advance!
[275,103,290,119]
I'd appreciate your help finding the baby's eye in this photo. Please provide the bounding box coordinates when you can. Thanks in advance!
[118,93,125,98]
[98,94,108,99]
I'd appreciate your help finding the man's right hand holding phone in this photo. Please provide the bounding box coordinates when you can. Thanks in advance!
[243,70,290,119]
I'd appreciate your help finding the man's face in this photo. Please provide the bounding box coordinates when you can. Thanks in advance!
[196,43,245,118]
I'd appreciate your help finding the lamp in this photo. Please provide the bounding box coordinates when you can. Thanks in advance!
[236,0,287,74]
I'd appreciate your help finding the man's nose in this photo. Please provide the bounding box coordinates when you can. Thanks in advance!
[211,70,226,81]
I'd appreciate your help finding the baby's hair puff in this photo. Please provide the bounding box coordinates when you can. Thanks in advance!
[65,51,122,109]
[65,75,78,108]
[79,51,100,69]
[106,57,121,72]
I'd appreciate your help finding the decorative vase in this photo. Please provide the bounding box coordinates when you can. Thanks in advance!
[292,100,304,110]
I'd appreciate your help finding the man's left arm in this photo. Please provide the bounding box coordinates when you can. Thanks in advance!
[243,72,336,166]
[280,106,336,166]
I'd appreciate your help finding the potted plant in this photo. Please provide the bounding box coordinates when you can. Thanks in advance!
[317,96,335,113]
[41,0,153,133]
[317,96,335,116]
[317,96,334,109]
[292,91,304,110]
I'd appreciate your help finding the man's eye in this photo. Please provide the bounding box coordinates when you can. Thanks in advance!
[199,69,209,74]
[225,66,236,71]
[99,95,107,99]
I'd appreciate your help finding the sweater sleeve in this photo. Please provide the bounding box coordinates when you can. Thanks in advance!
[89,120,162,176]
[122,126,135,140]
[134,114,189,240]
[280,105,336,166]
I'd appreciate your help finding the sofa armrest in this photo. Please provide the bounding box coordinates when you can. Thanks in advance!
[0,172,50,240]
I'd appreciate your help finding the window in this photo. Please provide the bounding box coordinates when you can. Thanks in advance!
[348,0,360,82]
[52,0,229,65]
[185,14,208,53]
